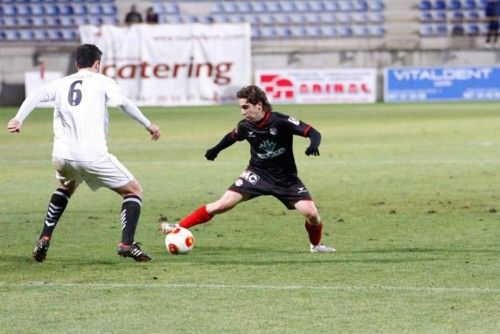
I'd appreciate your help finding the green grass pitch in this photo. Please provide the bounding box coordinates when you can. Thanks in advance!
[0,102,498,333]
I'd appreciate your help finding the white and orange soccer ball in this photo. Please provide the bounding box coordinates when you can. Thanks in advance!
[165,227,195,254]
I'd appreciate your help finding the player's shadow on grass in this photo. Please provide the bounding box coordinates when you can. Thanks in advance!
[0,255,122,266]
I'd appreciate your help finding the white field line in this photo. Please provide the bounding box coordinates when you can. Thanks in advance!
[0,282,498,293]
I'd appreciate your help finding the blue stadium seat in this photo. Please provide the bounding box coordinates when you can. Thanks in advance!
[337,26,353,37]
[369,25,385,36]
[338,1,354,11]
[289,13,306,24]
[304,13,321,24]
[309,1,325,11]
[5,29,21,41]
[32,16,46,26]
[72,4,87,15]
[352,13,367,23]
[295,1,310,12]
[259,14,275,24]
[451,24,465,35]
[353,25,370,36]
[465,23,480,35]
[17,16,33,26]
[320,25,337,37]
[259,26,276,38]
[448,0,462,10]
[221,2,238,13]
[466,11,480,22]
[290,25,307,37]
[451,11,464,22]
[60,16,75,26]
[421,11,433,22]
[101,4,117,15]
[434,11,447,22]
[44,4,59,15]
[337,13,351,23]
[434,0,446,9]
[323,1,339,11]
[463,0,477,9]
[354,0,369,11]
[251,26,260,39]
[368,12,384,23]
[16,4,31,15]
[245,14,260,24]
[47,29,64,41]
[33,30,49,41]
[279,1,295,12]
[266,1,281,12]
[61,29,77,41]
[59,4,73,15]
[211,2,224,13]
[274,13,290,24]
[420,0,432,10]
[236,2,251,12]
[435,23,448,35]
[250,1,266,12]
[368,0,385,11]
[2,4,17,15]
[305,25,323,37]
[420,24,434,35]
[275,26,293,38]
[320,12,336,23]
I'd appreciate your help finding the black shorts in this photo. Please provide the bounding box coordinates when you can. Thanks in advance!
[228,169,313,209]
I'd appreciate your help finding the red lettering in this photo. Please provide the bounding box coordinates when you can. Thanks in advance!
[153,64,169,78]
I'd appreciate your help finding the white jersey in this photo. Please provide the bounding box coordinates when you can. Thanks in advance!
[14,69,151,161]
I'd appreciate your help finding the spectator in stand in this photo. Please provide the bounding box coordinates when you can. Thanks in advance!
[145,7,159,24]
[124,5,143,24]
[485,0,499,47]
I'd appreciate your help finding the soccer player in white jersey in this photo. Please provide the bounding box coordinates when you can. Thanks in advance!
[7,44,161,262]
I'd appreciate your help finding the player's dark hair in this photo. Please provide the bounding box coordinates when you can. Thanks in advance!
[236,85,272,112]
[75,44,102,69]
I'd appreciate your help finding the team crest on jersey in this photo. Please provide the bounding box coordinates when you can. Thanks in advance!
[257,140,286,159]
[270,127,277,135]
[287,116,300,126]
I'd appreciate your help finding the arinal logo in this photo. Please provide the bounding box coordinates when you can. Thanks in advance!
[259,74,294,100]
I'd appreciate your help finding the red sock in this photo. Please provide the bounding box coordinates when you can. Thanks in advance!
[305,220,322,245]
[179,205,213,229]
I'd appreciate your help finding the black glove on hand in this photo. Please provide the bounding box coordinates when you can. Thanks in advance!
[205,148,219,161]
[305,146,320,156]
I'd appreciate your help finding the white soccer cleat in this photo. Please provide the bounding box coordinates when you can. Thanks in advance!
[160,222,178,234]
[310,244,336,253]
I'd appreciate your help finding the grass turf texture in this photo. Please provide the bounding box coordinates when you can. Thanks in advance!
[0,103,498,333]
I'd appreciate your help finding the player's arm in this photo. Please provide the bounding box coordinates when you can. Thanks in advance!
[7,85,56,133]
[304,127,321,156]
[116,97,160,141]
[205,130,239,161]
[106,79,160,141]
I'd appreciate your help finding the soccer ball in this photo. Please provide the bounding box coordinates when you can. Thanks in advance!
[165,227,195,255]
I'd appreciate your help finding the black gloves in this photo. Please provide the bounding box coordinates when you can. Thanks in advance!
[205,148,219,161]
[305,146,320,156]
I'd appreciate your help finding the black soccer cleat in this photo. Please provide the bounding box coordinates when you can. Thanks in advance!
[117,242,152,262]
[32,236,51,262]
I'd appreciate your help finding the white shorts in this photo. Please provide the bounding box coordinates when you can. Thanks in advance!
[52,154,135,191]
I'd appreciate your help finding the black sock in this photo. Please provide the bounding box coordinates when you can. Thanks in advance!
[40,188,70,239]
[120,195,142,245]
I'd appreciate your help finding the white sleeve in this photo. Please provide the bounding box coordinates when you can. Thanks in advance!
[14,83,57,123]
[117,97,151,128]
[104,77,151,128]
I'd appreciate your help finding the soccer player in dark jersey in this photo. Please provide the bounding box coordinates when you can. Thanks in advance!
[161,85,334,253]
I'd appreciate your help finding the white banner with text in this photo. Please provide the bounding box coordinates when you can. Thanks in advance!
[255,69,377,104]
[79,24,251,106]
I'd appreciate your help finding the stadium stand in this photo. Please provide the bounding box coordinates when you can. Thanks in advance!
[0,0,119,42]
[418,0,489,38]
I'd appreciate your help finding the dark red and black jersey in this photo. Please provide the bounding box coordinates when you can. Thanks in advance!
[230,111,312,184]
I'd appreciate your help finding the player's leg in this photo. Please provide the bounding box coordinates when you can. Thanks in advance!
[84,154,150,262]
[294,200,335,253]
[179,190,245,229]
[33,158,81,262]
